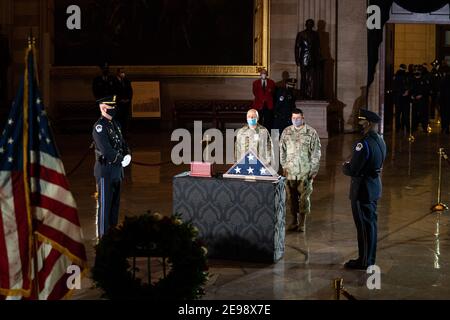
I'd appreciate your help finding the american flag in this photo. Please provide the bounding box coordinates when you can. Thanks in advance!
[223,150,279,181]
[0,42,87,300]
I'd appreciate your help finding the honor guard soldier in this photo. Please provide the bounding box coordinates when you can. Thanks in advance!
[343,109,386,269]
[93,95,131,238]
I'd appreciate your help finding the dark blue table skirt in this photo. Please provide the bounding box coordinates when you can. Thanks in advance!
[173,173,286,262]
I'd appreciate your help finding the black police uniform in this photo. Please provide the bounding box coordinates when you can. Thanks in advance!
[410,72,431,132]
[429,66,442,119]
[92,74,115,101]
[342,110,386,268]
[92,102,130,238]
[392,67,410,131]
[113,76,133,137]
[273,82,296,135]
[439,72,450,134]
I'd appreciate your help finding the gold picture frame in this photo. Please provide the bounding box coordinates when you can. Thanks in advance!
[50,0,269,78]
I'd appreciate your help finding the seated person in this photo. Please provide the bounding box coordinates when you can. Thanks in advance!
[235,109,274,166]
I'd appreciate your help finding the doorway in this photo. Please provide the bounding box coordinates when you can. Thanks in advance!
[383,23,442,132]
[379,3,450,134]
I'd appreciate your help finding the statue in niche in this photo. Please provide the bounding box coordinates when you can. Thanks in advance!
[295,19,321,100]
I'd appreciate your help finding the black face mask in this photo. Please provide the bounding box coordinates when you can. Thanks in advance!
[357,124,365,134]
[106,107,117,118]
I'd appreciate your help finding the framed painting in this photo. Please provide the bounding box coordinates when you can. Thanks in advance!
[131,81,161,118]
[50,0,269,77]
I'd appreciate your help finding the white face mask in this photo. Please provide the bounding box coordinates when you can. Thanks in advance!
[261,74,267,80]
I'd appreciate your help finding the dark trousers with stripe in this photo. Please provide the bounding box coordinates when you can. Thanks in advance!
[97,178,121,238]
[351,199,378,266]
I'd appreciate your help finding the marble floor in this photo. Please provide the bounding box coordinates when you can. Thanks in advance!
[62,123,450,300]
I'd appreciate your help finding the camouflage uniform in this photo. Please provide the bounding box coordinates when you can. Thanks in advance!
[235,124,274,166]
[280,124,321,231]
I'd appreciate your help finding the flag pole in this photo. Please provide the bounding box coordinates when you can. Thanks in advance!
[23,35,40,300]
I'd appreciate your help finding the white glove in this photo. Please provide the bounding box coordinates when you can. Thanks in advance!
[122,154,132,168]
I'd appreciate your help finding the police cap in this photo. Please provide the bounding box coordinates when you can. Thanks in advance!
[358,109,381,123]
[96,95,117,106]
[287,78,298,85]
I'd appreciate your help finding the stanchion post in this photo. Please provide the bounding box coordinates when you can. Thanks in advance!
[408,103,415,142]
[431,148,448,213]
[333,278,343,300]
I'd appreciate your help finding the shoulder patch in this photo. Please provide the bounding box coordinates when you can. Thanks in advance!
[355,142,363,152]
[95,125,103,133]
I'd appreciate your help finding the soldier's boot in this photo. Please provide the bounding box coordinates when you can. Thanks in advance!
[298,213,306,232]
[287,214,299,231]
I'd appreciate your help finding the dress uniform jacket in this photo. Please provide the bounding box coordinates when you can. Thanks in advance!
[343,130,386,202]
[93,117,129,181]
[252,78,276,110]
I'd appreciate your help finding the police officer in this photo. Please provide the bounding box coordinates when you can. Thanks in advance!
[92,62,115,101]
[392,64,410,132]
[93,95,131,238]
[439,65,450,134]
[410,65,431,132]
[429,59,442,120]
[343,109,386,269]
[280,109,321,232]
[113,68,133,138]
[274,77,297,136]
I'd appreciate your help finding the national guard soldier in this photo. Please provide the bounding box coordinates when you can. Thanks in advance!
[343,109,386,269]
[235,109,274,166]
[410,65,431,133]
[274,77,297,136]
[280,109,321,232]
[93,95,132,238]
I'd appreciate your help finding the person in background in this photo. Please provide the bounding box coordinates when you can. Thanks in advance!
[392,64,410,132]
[114,68,133,138]
[92,62,115,101]
[252,68,276,131]
[439,65,450,134]
[410,65,431,133]
[274,72,297,136]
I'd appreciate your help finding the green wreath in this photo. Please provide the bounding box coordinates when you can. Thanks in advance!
[92,212,209,300]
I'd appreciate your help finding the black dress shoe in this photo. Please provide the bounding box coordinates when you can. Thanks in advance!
[344,259,367,270]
